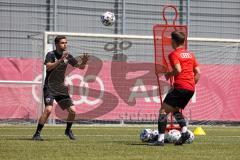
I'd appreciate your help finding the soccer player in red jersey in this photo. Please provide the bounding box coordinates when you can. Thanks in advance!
[151,31,200,146]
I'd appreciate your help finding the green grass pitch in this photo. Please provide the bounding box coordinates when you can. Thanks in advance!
[0,125,239,160]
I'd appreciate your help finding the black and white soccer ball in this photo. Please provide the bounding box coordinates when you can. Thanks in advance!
[140,128,152,142]
[165,129,181,143]
[101,11,115,26]
[185,130,195,144]
[140,128,195,144]
[149,129,159,142]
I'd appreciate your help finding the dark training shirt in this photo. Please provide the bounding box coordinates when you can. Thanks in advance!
[44,50,78,96]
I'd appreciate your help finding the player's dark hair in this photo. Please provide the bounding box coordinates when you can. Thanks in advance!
[171,31,185,46]
[54,35,66,44]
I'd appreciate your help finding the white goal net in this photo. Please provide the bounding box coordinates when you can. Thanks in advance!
[0,32,239,125]
[42,32,240,125]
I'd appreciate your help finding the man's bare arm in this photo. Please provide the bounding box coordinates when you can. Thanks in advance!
[46,60,62,71]
[165,63,181,80]
[194,66,200,84]
[45,51,68,71]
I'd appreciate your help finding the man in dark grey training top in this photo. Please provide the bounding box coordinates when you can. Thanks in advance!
[32,35,89,141]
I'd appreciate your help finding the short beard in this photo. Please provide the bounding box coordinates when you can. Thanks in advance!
[57,49,65,55]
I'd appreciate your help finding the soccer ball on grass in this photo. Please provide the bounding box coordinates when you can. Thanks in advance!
[165,129,181,143]
[185,130,195,144]
[140,128,152,142]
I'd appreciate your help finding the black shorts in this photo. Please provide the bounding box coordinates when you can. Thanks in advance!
[43,86,73,110]
[163,88,194,109]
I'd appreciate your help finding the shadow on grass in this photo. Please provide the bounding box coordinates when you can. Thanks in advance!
[0,137,69,141]
[128,143,149,146]
[99,140,149,146]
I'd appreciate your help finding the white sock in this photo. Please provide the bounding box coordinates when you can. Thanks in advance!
[182,126,187,133]
[158,134,164,142]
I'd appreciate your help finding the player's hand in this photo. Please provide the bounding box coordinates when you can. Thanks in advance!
[80,53,89,65]
[61,51,69,60]
[164,72,171,80]
[75,53,89,69]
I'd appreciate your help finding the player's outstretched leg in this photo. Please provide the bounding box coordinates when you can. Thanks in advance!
[173,111,190,145]
[149,102,178,146]
[65,106,76,140]
[32,106,53,141]
[149,112,167,146]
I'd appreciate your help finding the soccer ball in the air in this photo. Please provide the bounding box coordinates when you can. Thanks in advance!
[165,129,181,143]
[101,11,115,26]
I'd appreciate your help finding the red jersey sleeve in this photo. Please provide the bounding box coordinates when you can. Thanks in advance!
[169,53,180,66]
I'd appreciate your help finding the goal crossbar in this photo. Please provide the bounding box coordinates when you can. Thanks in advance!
[44,31,240,42]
